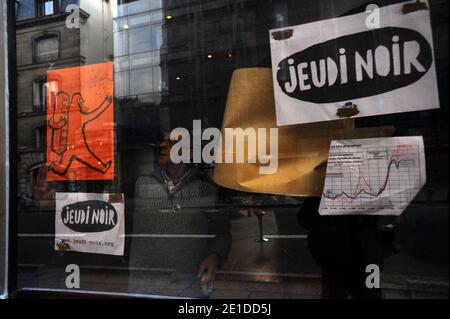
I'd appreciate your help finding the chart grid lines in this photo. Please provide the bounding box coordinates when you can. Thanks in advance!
[320,142,423,214]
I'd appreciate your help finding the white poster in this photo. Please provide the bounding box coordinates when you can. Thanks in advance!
[319,137,426,216]
[55,193,125,256]
[270,1,439,126]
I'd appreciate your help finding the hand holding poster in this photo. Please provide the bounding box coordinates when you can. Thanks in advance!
[270,0,439,126]
[319,137,426,216]
[55,193,125,256]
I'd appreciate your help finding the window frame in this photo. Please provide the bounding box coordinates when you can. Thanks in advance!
[32,77,47,113]
[32,32,60,64]
[36,0,59,18]
[0,0,16,300]
[2,0,449,300]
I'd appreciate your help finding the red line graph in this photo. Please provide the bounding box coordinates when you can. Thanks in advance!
[323,145,413,201]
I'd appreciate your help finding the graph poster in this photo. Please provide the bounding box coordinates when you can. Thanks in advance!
[319,137,426,216]
[270,1,439,126]
[55,193,125,256]
[46,62,114,181]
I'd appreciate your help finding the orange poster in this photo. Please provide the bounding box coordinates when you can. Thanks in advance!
[46,62,114,181]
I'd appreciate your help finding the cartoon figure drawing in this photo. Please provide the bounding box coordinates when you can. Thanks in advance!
[48,92,113,176]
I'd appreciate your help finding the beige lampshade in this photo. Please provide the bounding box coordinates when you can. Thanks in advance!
[213,68,394,197]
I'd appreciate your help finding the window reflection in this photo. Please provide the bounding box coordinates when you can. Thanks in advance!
[113,0,164,108]
[11,0,450,300]
[35,35,59,63]
[39,0,56,17]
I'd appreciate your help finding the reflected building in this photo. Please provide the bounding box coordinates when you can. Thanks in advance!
[15,0,113,193]
[112,0,166,195]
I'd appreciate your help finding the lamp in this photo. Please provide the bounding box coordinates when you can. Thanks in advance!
[213,68,395,196]
[213,68,357,197]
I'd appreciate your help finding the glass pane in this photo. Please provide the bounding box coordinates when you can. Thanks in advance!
[12,0,449,300]
[113,31,128,57]
[129,26,152,54]
[43,1,54,16]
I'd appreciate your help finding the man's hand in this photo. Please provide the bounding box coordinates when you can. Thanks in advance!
[31,166,55,201]
[197,254,219,285]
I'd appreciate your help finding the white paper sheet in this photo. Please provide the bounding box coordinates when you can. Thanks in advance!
[55,192,125,255]
[319,137,426,216]
[270,0,439,126]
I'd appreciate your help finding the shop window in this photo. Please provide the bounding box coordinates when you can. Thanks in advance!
[8,0,450,301]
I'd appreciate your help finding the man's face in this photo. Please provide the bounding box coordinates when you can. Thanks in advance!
[159,134,174,166]
[158,133,192,166]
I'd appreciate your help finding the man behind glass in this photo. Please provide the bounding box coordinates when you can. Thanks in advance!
[129,133,231,298]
